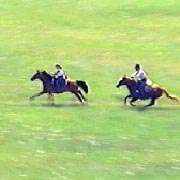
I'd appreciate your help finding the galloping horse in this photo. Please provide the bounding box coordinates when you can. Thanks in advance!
[116,76,179,107]
[30,70,89,104]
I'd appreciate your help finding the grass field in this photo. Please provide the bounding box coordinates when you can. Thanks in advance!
[1,0,180,179]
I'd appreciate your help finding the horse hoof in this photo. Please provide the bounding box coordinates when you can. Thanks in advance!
[84,98,88,102]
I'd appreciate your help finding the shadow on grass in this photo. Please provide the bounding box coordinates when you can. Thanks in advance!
[42,103,82,108]
[114,93,126,102]
[29,102,89,108]
[123,104,180,112]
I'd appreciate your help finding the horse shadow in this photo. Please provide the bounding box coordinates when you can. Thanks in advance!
[127,104,179,112]
[114,94,125,102]
[42,103,77,107]
[38,102,89,108]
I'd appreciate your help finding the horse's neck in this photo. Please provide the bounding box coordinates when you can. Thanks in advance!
[41,74,52,86]
[43,72,52,80]
[127,84,137,93]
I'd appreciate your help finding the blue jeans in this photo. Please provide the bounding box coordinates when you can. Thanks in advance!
[55,77,65,91]
[137,80,146,99]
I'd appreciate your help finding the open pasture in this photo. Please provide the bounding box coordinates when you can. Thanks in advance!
[0,0,180,179]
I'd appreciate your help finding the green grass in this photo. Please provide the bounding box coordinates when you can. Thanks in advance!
[0,0,180,179]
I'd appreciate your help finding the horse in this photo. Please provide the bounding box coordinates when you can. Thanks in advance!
[30,70,89,104]
[116,76,179,107]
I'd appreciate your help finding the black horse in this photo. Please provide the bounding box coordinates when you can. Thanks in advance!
[116,76,179,107]
[30,70,89,104]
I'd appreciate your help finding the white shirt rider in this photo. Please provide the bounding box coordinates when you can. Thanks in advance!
[131,64,152,85]
[54,64,65,79]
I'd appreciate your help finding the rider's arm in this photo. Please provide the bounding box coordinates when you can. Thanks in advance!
[131,71,139,78]
[55,69,64,77]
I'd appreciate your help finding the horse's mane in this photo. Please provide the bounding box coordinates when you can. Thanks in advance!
[122,76,137,91]
[42,71,52,80]
[123,76,136,82]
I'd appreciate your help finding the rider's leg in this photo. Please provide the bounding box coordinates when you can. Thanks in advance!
[136,80,144,98]
[139,79,148,99]
[55,77,64,91]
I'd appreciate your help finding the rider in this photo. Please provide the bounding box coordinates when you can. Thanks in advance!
[131,64,152,98]
[53,64,67,91]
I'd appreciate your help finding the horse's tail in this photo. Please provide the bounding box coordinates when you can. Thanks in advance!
[77,80,89,94]
[163,88,180,103]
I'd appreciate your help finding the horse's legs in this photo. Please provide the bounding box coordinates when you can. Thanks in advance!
[47,93,55,105]
[78,90,87,101]
[130,97,138,106]
[124,95,131,104]
[30,91,44,100]
[73,92,83,103]
[145,98,156,107]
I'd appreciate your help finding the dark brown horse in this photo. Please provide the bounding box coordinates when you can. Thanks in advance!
[30,70,89,104]
[116,76,179,107]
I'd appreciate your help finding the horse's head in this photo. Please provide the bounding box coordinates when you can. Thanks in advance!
[31,70,42,81]
[116,76,135,88]
[31,70,52,82]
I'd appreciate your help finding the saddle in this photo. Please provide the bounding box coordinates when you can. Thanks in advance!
[145,85,153,92]
[66,79,77,86]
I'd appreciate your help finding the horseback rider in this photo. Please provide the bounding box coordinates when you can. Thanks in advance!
[53,64,67,91]
[131,64,152,98]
